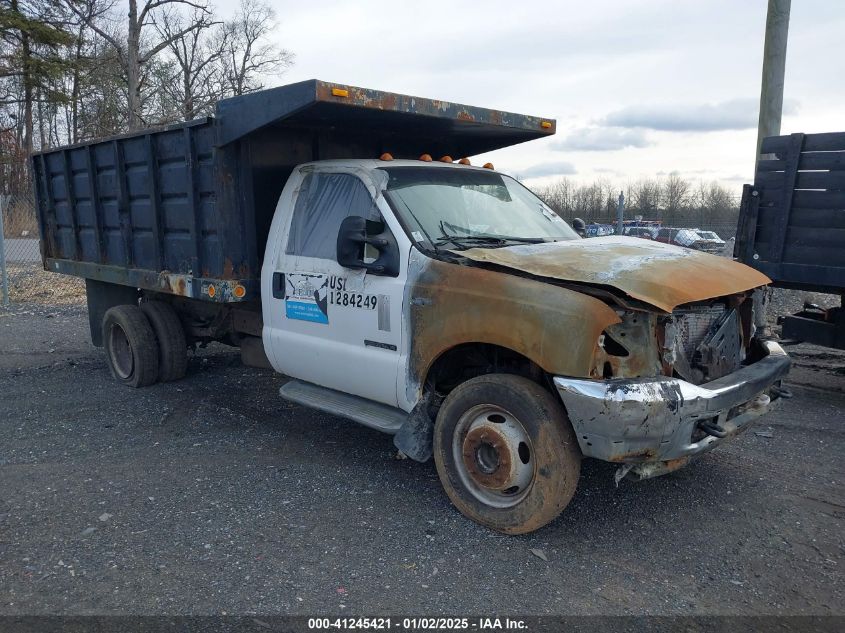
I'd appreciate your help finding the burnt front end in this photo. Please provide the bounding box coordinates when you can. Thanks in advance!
[554,291,791,481]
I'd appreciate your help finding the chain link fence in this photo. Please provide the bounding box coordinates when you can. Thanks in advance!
[0,193,85,306]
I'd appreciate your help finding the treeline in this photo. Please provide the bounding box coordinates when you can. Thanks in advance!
[0,0,293,195]
[532,173,741,233]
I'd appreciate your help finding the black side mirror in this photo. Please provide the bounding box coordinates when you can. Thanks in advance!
[336,216,400,277]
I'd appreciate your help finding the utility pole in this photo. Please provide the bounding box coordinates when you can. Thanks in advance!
[755,0,791,167]
[616,191,625,235]
[0,196,9,306]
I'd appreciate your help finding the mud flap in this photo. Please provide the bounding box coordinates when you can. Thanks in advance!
[393,393,434,462]
[85,279,140,347]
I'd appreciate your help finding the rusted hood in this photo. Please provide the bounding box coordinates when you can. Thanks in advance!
[458,236,770,313]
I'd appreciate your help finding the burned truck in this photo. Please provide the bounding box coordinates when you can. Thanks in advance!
[32,80,790,533]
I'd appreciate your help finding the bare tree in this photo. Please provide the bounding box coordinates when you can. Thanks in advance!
[218,0,293,97]
[68,0,213,130]
[629,178,661,216]
[662,172,691,225]
[154,5,220,120]
[696,180,736,225]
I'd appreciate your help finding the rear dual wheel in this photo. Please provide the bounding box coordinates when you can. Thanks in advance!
[102,302,187,388]
[433,374,581,534]
[141,301,187,382]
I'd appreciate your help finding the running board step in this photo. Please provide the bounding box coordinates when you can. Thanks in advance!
[279,380,406,434]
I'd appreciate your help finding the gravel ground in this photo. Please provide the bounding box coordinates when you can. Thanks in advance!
[0,303,843,616]
[767,288,841,329]
[2,264,85,305]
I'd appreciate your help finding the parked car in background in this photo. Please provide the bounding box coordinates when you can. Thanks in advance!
[693,230,726,253]
[586,223,614,237]
[624,226,655,239]
[655,227,722,252]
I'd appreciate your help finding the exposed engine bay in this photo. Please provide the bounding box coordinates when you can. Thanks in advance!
[593,291,761,385]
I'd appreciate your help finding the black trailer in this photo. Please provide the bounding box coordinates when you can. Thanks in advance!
[31,79,554,345]
[735,130,845,349]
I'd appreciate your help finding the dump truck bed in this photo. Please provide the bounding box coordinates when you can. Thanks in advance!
[735,131,845,294]
[32,79,555,303]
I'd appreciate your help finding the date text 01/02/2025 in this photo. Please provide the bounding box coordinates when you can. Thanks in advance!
[307,616,528,630]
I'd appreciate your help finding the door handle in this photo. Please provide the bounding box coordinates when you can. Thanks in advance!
[272,272,284,299]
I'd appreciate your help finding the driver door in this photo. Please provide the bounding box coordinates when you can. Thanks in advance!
[263,169,406,407]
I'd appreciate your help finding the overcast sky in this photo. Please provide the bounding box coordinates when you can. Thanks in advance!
[219,0,843,190]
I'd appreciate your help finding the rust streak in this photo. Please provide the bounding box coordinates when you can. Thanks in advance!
[608,448,658,463]
[222,258,235,279]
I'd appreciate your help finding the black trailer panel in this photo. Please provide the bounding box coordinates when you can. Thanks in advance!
[735,130,845,349]
[735,131,845,294]
[33,79,555,303]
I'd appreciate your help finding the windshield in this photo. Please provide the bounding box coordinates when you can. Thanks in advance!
[379,167,579,247]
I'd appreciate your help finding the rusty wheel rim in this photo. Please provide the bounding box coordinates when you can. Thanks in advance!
[107,323,134,379]
[452,404,535,508]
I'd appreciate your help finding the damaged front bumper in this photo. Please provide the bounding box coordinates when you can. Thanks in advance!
[553,340,791,481]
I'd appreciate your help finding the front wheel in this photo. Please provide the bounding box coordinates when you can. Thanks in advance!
[432,374,581,534]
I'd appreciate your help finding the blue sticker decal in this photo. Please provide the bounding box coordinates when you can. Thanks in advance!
[285,300,329,324]
[284,272,329,324]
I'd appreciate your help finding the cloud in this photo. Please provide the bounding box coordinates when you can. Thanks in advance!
[515,162,577,179]
[594,167,624,176]
[602,98,800,132]
[552,127,652,151]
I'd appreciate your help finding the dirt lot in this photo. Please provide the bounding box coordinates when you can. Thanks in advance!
[0,303,843,616]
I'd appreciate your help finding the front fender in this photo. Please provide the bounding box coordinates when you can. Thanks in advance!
[404,251,621,404]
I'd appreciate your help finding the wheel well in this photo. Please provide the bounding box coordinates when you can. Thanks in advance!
[395,345,556,463]
[424,343,550,396]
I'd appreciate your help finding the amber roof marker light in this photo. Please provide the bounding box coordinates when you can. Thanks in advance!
[482,162,494,170]
[541,120,553,129]
[419,153,433,162]
[331,87,349,97]
[379,152,394,161]
[458,158,471,165]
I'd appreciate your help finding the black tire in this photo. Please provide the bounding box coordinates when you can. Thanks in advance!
[102,305,160,388]
[433,374,581,534]
[141,301,187,382]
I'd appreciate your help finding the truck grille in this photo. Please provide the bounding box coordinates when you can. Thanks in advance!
[674,305,727,359]
[671,303,743,382]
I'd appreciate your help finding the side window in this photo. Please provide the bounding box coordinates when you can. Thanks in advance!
[286,172,377,258]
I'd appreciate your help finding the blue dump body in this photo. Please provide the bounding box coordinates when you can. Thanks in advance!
[32,79,555,303]
[736,131,845,294]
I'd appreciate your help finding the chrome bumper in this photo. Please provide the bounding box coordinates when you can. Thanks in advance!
[553,340,791,480]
